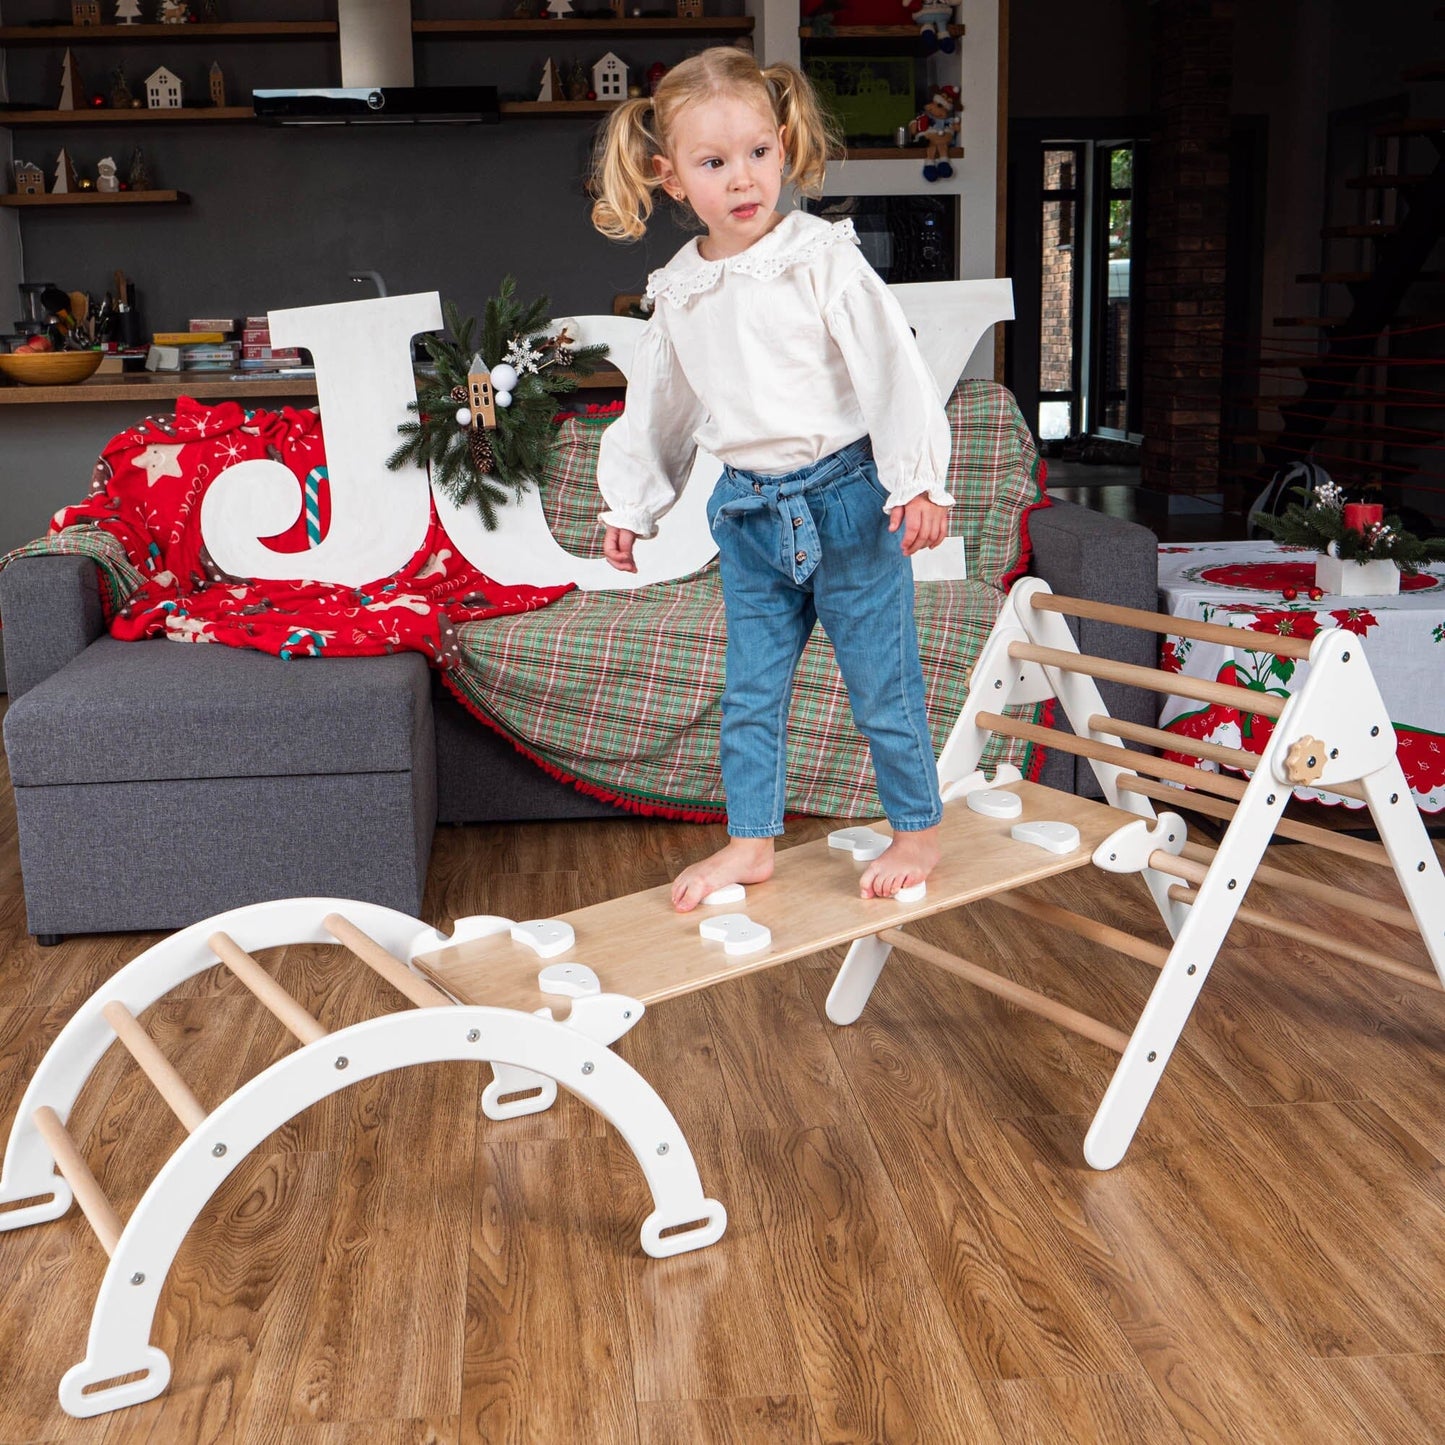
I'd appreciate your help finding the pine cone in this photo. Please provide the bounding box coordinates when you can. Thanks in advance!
[554,347,576,368]
[450,383,468,404]
[468,429,494,474]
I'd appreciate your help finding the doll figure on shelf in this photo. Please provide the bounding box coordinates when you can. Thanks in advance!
[905,0,957,52]
[96,155,119,193]
[911,85,959,181]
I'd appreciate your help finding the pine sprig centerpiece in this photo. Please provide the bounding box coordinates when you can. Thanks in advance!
[386,281,609,529]
[1258,482,1445,575]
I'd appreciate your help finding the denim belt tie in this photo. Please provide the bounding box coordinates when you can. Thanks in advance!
[714,474,826,584]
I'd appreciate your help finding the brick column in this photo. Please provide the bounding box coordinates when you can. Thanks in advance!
[1141,0,1234,496]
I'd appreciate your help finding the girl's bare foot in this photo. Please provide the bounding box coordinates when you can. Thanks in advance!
[672,837,776,912]
[859,826,940,899]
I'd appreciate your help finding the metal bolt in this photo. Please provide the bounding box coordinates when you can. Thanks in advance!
[581,1061,595,1075]
[1228,879,1237,890]
[130,1272,145,1286]
[1330,748,1339,760]
[994,678,1002,689]
[1108,853,1117,862]
[1420,862,1428,873]
[466,1028,480,1042]
[334,1056,349,1071]
[1391,794,1399,805]
[1370,726,1379,737]
[212,1143,227,1158]
[1187,965,1196,975]
[656,1142,670,1155]
[1267,794,1276,805]
[1147,1051,1157,1062]
[1342,651,1351,661]
[1168,834,1176,843]
[622,1010,632,1020]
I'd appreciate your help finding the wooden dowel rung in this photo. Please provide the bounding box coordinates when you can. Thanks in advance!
[1030,591,1315,660]
[876,928,1130,1052]
[1178,841,1416,930]
[32,1105,123,1256]
[1166,886,1442,993]
[323,914,454,1010]
[977,710,1249,799]
[1089,715,1368,803]
[101,1001,208,1133]
[208,932,327,1046]
[987,891,1170,970]
[1007,640,1289,720]
[1115,775,1394,868]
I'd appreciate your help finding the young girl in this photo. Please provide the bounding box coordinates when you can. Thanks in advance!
[589,47,954,911]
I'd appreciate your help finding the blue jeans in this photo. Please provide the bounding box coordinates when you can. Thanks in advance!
[706,436,943,839]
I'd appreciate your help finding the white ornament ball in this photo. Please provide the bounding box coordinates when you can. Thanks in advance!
[455,406,472,427]
[490,363,519,392]
[495,390,513,408]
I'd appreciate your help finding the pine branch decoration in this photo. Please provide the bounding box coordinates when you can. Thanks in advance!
[386,280,608,530]
[1258,487,1445,575]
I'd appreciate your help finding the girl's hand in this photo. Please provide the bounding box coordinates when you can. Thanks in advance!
[604,525,638,572]
[889,497,949,555]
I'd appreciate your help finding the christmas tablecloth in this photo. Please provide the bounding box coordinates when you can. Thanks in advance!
[1156,539,1445,812]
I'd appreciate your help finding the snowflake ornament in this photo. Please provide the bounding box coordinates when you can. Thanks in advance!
[503,335,545,375]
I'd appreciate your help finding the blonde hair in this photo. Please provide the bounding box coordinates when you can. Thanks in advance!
[589,48,842,242]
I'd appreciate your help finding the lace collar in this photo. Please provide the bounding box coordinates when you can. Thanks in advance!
[646,213,858,308]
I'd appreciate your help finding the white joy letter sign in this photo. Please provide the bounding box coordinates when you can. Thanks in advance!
[198,283,1012,592]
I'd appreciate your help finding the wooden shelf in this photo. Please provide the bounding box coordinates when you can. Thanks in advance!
[0,21,337,44]
[0,369,627,406]
[0,105,253,126]
[0,188,186,207]
[799,23,964,38]
[499,99,620,116]
[845,146,963,160]
[415,17,753,37]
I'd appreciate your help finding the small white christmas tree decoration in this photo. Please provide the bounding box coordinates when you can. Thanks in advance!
[52,149,79,195]
[546,0,573,17]
[145,65,183,109]
[58,49,82,111]
[114,0,143,21]
[537,58,560,102]
[591,52,627,101]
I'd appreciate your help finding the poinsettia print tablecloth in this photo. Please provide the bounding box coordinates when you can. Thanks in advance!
[1156,539,1445,813]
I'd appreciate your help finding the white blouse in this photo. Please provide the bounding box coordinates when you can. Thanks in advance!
[596,211,954,538]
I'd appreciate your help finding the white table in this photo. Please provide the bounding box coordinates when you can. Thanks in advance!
[1156,539,1445,813]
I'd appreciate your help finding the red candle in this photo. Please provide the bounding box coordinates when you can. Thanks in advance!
[1342,502,1384,532]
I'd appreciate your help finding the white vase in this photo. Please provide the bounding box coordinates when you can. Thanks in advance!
[1313,541,1400,597]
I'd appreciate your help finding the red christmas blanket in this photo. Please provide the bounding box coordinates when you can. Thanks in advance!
[50,397,572,665]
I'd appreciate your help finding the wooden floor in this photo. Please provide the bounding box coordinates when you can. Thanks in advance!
[2,766,1445,1441]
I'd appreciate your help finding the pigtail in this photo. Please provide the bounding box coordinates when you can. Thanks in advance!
[589,97,664,242]
[762,61,843,198]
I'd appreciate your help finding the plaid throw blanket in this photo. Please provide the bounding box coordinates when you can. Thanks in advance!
[1,382,1048,821]
[447,380,1050,819]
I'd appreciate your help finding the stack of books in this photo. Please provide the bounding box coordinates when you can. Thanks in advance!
[173,319,242,373]
[239,315,303,372]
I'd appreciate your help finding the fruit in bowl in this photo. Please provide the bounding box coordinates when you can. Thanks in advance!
[0,347,104,386]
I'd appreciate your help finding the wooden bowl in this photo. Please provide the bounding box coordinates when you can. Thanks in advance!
[0,350,104,386]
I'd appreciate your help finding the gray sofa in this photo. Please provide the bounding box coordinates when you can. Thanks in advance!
[0,498,1157,941]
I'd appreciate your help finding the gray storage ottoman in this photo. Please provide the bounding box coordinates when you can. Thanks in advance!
[3,637,436,938]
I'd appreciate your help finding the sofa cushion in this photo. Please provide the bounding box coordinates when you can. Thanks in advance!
[4,636,432,788]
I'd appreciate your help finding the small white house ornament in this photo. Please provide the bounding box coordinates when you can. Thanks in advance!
[592,52,627,101]
[145,66,183,110]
